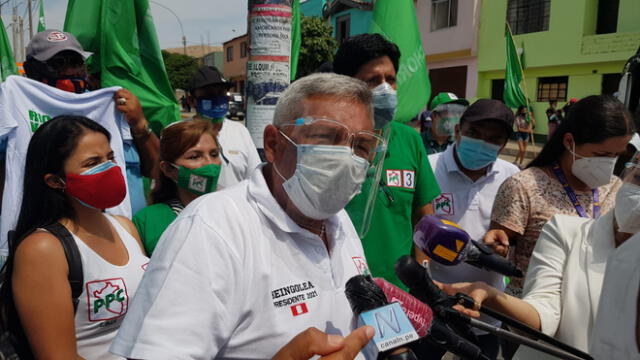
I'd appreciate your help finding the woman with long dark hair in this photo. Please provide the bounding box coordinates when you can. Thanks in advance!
[484,95,635,296]
[0,115,148,359]
[513,105,533,167]
[133,119,221,255]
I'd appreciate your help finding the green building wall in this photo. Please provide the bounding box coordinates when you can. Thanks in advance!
[477,0,640,138]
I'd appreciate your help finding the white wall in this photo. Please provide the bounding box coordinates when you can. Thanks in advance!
[416,0,481,56]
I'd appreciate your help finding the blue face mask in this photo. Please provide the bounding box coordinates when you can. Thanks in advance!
[372,82,397,129]
[196,96,228,123]
[455,136,501,170]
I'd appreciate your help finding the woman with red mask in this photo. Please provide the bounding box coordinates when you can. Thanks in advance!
[0,115,148,359]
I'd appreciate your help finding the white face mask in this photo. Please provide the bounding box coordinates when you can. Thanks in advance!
[274,133,369,220]
[371,82,397,129]
[614,182,640,234]
[569,143,617,189]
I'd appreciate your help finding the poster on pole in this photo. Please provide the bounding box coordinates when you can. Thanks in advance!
[246,0,292,148]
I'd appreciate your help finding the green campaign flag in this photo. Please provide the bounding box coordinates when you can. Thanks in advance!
[370,0,430,123]
[290,0,301,80]
[37,0,46,32]
[64,0,180,134]
[504,24,527,109]
[0,17,18,82]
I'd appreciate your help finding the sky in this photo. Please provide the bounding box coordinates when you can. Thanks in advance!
[2,0,248,51]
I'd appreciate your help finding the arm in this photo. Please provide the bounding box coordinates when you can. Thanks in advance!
[484,176,530,256]
[12,232,84,360]
[114,89,160,178]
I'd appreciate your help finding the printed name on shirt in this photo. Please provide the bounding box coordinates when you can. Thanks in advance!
[386,170,416,189]
[433,193,454,215]
[86,278,129,322]
[28,110,52,132]
[271,281,318,309]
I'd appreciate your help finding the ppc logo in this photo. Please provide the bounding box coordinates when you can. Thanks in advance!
[434,193,454,215]
[46,31,68,42]
[86,278,129,322]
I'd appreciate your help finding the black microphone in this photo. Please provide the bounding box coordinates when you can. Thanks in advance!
[413,215,523,277]
[345,275,419,359]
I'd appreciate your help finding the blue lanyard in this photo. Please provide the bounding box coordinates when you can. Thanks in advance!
[551,162,600,219]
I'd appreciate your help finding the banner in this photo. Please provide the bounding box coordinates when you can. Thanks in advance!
[0,17,18,81]
[38,0,46,32]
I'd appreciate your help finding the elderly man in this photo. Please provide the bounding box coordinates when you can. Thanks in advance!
[110,73,384,359]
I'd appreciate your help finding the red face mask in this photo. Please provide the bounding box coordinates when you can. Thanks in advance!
[65,162,126,209]
[44,77,89,94]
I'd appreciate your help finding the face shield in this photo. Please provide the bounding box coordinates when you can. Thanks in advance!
[432,103,467,137]
[615,152,640,234]
[276,117,388,229]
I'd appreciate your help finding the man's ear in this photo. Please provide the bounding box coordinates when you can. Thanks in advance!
[44,174,65,190]
[263,125,280,163]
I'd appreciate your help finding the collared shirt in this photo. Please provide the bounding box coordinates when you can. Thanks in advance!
[110,165,372,359]
[217,119,262,189]
[421,128,453,155]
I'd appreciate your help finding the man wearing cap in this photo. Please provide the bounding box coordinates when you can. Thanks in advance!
[22,29,159,214]
[422,92,469,155]
[188,66,261,188]
[427,99,519,359]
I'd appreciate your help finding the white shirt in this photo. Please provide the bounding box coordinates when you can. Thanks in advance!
[590,231,640,360]
[74,215,149,360]
[217,119,261,189]
[110,165,372,359]
[0,76,132,255]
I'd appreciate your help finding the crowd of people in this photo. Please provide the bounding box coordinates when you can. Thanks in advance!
[0,28,637,360]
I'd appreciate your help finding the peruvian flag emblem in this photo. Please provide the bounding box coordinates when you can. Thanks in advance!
[290,302,308,317]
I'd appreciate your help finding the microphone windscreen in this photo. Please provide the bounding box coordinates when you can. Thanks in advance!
[413,215,470,266]
[373,278,434,338]
[345,275,388,316]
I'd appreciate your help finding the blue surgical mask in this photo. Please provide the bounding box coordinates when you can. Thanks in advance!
[455,136,501,170]
[82,160,117,175]
[196,96,228,123]
[372,82,397,129]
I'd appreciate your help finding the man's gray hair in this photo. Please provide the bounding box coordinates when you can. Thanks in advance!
[273,73,373,127]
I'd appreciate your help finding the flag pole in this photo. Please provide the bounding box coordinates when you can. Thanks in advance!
[506,21,535,147]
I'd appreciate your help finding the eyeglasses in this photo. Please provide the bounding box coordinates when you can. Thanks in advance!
[279,117,386,162]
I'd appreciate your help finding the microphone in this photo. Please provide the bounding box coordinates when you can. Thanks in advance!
[344,275,419,359]
[413,215,523,277]
[373,278,489,360]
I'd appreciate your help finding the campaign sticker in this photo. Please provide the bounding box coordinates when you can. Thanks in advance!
[386,170,403,187]
[433,193,454,215]
[359,302,419,352]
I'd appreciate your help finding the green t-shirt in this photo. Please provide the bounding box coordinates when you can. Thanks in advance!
[133,203,178,255]
[346,121,441,289]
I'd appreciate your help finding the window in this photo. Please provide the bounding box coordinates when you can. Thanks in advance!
[335,14,350,44]
[431,0,458,31]
[537,76,568,102]
[507,0,550,35]
[240,42,248,58]
[226,46,233,62]
[491,79,505,101]
[596,0,620,34]
[601,73,622,96]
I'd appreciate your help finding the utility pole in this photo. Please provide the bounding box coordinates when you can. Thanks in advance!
[11,6,17,60]
[19,16,24,61]
[27,0,32,39]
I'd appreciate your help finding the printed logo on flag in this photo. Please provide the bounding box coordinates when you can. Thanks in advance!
[434,193,454,215]
[188,174,207,193]
[47,31,68,42]
[352,256,370,276]
[86,278,129,322]
[386,170,402,187]
[291,302,308,317]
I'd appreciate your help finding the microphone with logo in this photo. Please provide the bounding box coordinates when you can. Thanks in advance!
[413,215,523,278]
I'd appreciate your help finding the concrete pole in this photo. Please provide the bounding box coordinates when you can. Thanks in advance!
[11,6,17,61]
[19,16,23,61]
[27,0,32,39]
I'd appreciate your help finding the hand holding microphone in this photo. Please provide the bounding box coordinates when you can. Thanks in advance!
[272,326,375,360]
[413,215,523,277]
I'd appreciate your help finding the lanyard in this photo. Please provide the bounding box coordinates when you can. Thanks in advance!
[551,162,600,219]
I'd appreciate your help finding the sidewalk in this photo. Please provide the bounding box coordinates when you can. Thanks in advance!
[499,140,543,166]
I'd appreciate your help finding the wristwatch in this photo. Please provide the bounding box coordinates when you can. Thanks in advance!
[132,123,153,139]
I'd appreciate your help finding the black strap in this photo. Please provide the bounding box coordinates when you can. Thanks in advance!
[43,223,83,313]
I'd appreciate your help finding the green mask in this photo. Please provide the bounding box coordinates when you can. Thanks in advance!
[172,163,221,195]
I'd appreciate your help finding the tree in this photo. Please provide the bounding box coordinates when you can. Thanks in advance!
[161,50,200,91]
[296,15,337,79]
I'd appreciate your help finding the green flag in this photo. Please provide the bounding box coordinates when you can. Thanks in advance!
[64,0,180,134]
[37,0,46,32]
[0,17,17,82]
[290,0,301,80]
[370,0,430,123]
[504,24,527,109]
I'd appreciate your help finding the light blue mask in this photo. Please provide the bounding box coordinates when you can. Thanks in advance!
[456,136,501,170]
[196,96,228,123]
[372,82,397,129]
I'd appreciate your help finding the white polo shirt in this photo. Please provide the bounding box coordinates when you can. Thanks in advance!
[110,165,373,359]
[428,145,519,333]
[217,119,262,189]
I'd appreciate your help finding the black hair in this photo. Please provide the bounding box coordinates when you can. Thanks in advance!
[517,105,526,114]
[0,116,111,356]
[333,33,401,77]
[528,95,635,168]
[23,56,56,82]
